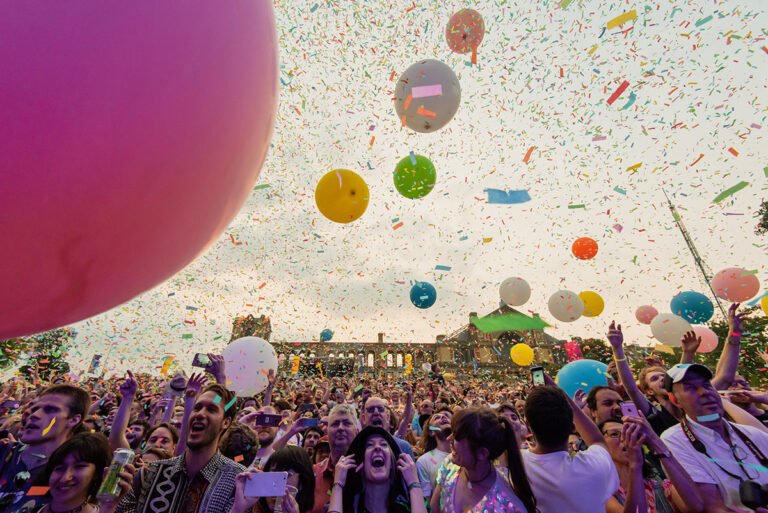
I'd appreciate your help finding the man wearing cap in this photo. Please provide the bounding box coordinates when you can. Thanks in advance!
[661,363,768,512]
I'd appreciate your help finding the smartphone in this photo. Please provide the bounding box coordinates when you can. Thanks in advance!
[244,471,288,497]
[1,400,20,410]
[254,413,283,427]
[301,418,319,428]
[531,366,545,386]
[620,402,640,418]
[191,353,209,368]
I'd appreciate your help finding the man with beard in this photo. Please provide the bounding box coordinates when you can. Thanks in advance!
[0,384,89,513]
[360,396,414,458]
[247,406,280,469]
[309,404,359,513]
[115,384,244,513]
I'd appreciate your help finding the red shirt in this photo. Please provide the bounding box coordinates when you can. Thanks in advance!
[309,457,335,513]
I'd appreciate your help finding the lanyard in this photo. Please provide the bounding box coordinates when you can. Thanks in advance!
[681,417,768,481]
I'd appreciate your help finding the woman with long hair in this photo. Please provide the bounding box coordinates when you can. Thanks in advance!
[33,433,112,513]
[430,407,536,513]
[329,426,427,513]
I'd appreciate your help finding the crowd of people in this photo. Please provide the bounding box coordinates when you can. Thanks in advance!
[1,304,768,513]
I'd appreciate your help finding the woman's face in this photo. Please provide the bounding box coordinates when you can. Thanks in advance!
[363,435,393,484]
[601,421,626,464]
[49,453,97,506]
[500,407,528,439]
[147,427,175,453]
[450,436,476,469]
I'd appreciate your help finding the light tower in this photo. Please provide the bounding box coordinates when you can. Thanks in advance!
[662,189,727,319]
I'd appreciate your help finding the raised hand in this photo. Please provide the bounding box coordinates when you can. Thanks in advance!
[396,453,419,486]
[185,373,207,399]
[333,455,357,486]
[205,353,226,384]
[606,321,623,349]
[728,303,744,336]
[680,331,701,354]
[119,370,138,399]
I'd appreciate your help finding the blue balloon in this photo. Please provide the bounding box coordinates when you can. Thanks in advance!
[670,291,714,324]
[556,359,609,398]
[320,329,333,342]
[410,281,437,309]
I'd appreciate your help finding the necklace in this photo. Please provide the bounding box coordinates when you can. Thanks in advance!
[463,465,493,490]
[47,500,89,513]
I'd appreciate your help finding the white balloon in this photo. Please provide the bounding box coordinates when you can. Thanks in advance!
[393,59,461,133]
[499,277,531,306]
[222,337,278,395]
[422,363,432,372]
[650,313,692,347]
[548,290,584,322]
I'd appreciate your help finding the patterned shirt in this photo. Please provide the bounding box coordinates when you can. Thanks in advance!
[115,451,245,513]
[0,442,49,513]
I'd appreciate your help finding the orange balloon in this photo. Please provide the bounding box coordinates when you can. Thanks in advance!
[572,237,598,260]
[445,9,485,54]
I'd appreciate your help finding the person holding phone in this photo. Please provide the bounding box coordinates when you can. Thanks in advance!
[329,426,426,513]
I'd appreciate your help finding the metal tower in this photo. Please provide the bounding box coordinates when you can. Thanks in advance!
[662,189,728,319]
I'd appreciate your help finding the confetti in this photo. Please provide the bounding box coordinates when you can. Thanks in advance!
[712,181,750,203]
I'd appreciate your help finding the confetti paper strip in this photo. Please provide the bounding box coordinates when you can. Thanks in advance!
[712,181,749,203]
[606,10,637,30]
[411,84,443,98]
[434,265,452,271]
[485,189,531,204]
[416,106,436,118]
[523,146,536,163]
[42,418,56,436]
[607,81,630,105]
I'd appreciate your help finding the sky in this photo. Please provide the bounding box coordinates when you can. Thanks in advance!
[28,0,768,376]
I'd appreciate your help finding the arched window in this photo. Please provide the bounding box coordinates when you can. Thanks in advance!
[396,353,403,367]
[367,353,374,367]
[386,353,394,368]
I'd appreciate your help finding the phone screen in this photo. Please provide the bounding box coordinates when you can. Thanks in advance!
[191,353,209,368]
[255,413,283,427]
[244,472,288,497]
[531,366,545,386]
[620,402,640,418]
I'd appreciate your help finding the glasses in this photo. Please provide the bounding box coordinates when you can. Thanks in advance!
[602,430,622,439]
[365,406,386,413]
[732,445,760,480]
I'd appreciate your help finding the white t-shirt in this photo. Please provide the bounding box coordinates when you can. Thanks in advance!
[416,448,449,499]
[662,417,768,512]
[521,445,619,513]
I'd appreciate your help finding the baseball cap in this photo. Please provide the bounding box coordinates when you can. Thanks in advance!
[663,363,713,392]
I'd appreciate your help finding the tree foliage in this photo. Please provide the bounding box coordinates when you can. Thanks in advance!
[757,199,768,236]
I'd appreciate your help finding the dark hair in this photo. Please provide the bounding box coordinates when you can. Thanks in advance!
[40,433,111,499]
[262,446,315,513]
[273,399,291,412]
[200,383,237,421]
[525,386,573,449]
[302,427,325,445]
[452,407,536,513]
[147,422,180,444]
[128,418,150,435]
[420,415,437,454]
[586,386,615,412]
[219,422,259,465]
[40,384,90,434]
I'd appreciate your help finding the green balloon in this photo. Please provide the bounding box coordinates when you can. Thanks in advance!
[394,154,436,199]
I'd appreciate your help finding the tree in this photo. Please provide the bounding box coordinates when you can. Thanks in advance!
[16,328,75,382]
[757,199,768,236]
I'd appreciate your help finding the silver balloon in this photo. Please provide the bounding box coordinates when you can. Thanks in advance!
[393,59,461,133]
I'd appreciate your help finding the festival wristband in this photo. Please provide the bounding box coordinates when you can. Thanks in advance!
[730,332,742,338]
[407,482,421,491]
[614,357,626,362]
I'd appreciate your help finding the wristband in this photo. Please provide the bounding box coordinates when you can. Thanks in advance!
[730,332,742,338]
[614,357,626,362]
[332,482,344,489]
[407,482,421,491]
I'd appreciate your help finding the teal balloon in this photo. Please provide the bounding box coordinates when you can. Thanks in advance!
[556,359,609,398]
[670,291,714,324]
[410,281,437,309]
[320,329,333,342]
[394,154,436,199]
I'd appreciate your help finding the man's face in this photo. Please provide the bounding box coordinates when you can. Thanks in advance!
[187,391,231,450]
[644,371,667,396]
[591,389,623,423]
[419,400,434,416]
[255,406,278,448]
[672,374,724,421]
[328,413,358,455]
[361,398,390,430]
[21,393,79,445]
[126,423,146,447]
[303,431,321,449]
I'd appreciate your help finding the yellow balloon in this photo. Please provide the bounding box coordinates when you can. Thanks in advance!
[315,169,369,223]
[579,290,605,317]
[510,343,534,366]
[762,296,768,316]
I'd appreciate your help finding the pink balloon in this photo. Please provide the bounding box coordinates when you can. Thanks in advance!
[0,2,278,339]
[693,326,719,354]
[712,267,760,302]
[635,305,659,325]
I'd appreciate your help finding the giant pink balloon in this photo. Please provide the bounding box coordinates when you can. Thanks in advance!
[712,267,760,302]
[0,2,278,339]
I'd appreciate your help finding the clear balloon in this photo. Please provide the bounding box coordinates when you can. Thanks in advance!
[500,277,531,306]
[0,1,278,339]
[548,290,584,322]
[712,267,760,302]
[579,291,605,317]
[315,169,370,223]
[445,9,485,54]
[670,291,714,324]
[510,343,534,366]
[650,313,692,347]
[693,326,719,354]
[635,305,659,325]
[394,60,461,133]
[556,359,609,398]
[222,337,278,395]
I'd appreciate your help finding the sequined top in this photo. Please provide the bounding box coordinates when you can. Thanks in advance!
[436,461,529,513]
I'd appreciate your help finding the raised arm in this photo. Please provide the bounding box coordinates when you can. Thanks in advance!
[109,371,138,451]
[397,384,414,439]
[679,331,702,365]
[606,322,653,416]
[262,369,275,408]
[712,303,744,390]
[205,353,227,386]
[175,373,206,456]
